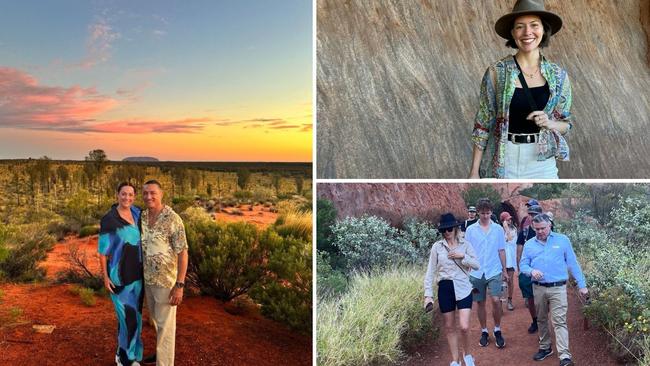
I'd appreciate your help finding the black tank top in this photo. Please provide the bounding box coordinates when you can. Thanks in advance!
[508,83,550,134]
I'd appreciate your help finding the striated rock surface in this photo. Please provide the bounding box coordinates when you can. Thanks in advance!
[317,0,650,178]
[317,183,571,226]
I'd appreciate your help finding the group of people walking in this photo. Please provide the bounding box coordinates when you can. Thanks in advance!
[424,198,589,366]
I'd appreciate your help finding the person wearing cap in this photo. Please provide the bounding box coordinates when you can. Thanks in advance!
[517,203,544,333]
[468,0,573,179]
[520,199,540,233]
[461,206,478,232]
[464,198,508,349]
[520,213,588,366]
[499,211,518,311]
[424,213,480,366]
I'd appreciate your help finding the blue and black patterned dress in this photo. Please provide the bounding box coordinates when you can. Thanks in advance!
[99,204,144,365]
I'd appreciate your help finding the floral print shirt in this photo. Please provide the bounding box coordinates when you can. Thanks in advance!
[141,205,188,288]
[472,54,573,178]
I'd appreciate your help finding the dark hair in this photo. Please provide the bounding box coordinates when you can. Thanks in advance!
[144,179,162,189]
[476,198,493,212]
[117,182,136,193]
[505,19,552,49]
[532,213,552,225]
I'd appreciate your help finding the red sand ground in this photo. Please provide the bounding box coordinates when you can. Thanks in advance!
[0,213,310,366]
[212,204,278,227]
[406,275,619,366]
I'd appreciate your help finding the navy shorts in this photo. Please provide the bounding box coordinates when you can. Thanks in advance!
[438,280,473,314]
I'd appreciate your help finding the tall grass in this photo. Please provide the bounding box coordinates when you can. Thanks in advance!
[275,209,312,242]
[317,266,435,366]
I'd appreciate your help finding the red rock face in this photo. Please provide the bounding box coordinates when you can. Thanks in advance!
[317,183,573,226]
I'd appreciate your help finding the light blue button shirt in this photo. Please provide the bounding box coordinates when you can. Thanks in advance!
[519,232,587,289]
[465,220,506,279]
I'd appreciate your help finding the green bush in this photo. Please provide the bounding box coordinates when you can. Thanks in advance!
[79,225,100,238]
[331,215,419,272]
[46,219,80,241]
[251,186,275,203]
[317,266,436,366]
[402,217,439,261]
[250,229,312,332]
[184,208,266,301]
[317,251,347,299]
[63,189,95,226]
[461,184,502,212]
[79,287,96,306]
[233,190,253,200]
[0,226,54,282]
[171,196,195,214]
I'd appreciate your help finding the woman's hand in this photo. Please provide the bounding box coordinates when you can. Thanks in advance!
[527,111,555,129]
[104,276,115,294]
[448,251,465,260]
[424,296,433,307]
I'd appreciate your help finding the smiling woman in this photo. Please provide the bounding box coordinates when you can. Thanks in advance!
[469,0,574,179]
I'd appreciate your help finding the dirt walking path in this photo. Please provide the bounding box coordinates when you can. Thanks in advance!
[406,275,618,366]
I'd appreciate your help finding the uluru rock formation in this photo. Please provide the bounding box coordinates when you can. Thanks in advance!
[317,0,650,178]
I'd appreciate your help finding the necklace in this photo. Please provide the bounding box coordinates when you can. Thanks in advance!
[523,67,539,78]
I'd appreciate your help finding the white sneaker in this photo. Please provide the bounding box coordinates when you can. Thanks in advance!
[463,354,476,366]
[450,362,461,366]
[115,355,123,366]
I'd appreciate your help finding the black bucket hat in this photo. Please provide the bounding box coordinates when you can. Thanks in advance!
[438,213,463,230]
[495,0,563,40]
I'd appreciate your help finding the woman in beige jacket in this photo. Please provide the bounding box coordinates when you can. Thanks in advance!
[424,213,480,366]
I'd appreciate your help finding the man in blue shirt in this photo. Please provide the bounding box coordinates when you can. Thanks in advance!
[520,214,589,366]
[465,198,508,349]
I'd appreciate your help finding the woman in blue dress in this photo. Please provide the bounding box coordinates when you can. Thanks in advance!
[99,182,144,366]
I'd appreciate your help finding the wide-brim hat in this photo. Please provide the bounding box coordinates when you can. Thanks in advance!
[495,0,563,40]
[438,213,463,230]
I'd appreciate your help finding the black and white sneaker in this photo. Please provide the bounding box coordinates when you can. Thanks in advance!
[494,330,506,348]
[533,348,554,361]
[528,320,538,333]
[479,331,489,347]
[559,358,574,366]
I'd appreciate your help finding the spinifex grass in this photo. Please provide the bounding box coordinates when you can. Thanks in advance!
[317,266,435,366]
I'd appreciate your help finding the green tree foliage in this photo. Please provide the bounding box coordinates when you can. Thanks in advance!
[84,149,108,204]
[64,190,96,226]
[271,173,282,195]
[57,165,70,192]
[251,229,312,332]
[462,184,502,211]
[519,183,569,200]
[184,208,266,301]
[236,169,251,190]
[316,199,338,255]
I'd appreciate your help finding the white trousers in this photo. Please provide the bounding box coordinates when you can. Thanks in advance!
[145,285,177,366]
[504,140,558,179]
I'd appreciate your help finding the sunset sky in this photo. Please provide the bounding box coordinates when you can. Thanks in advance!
[0,1,312,162]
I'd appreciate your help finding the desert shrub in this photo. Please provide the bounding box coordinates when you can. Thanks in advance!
[274,209,312,242]
[331,215,419,272]
[46,219,80,241]
[55,242,104,290]
[251,186,275,203]
[519,183,570,200]
[317,251,347,299]
[184,208,266,301]
[79,224,100,238]
[223,295,257,316]
[0,226,54,282]
[233,190,253,200]
[230,208,243,216]
[276,192,294,200]
[79,287,96,306]
[250,229,312,332]
[317,266,436,366]
[63,189,95,226]
[8,306,23,323]
[171,196,195,213]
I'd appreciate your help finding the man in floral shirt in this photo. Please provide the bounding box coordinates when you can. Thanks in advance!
[141,180,188,366]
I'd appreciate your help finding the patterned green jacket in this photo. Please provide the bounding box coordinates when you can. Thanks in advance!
[471,54,573,178]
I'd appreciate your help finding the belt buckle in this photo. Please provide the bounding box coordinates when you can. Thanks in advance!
[510,133,520,145]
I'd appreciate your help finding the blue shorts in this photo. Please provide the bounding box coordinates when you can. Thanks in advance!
[438,280,473,314]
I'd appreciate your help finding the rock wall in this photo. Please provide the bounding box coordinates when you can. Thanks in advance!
[317,183,571,226]
[317,0,650,178]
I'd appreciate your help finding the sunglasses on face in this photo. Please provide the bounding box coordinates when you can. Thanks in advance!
[439,227,454,234]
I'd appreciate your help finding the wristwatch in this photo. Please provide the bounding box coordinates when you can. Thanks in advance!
[175,281,185,289]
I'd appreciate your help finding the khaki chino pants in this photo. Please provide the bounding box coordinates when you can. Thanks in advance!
[533,283,571,360]
[145,285,177,366]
